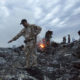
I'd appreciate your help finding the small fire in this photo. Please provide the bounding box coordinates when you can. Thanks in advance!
[40,43,45,48]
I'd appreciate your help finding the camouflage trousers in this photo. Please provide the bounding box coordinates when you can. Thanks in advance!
[24,42,37,68]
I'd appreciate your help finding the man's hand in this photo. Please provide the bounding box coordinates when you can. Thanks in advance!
[8,40,13,43]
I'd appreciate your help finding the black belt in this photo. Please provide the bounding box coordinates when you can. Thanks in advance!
[24,38,34,43]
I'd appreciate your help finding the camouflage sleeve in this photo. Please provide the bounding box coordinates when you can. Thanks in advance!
[11,29,24,41]
[33,25,42,35]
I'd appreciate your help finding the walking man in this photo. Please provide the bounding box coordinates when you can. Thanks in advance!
[63,36,66,44]
[8,19,42,69]
[68,34,71,43]
[78,30,80,41]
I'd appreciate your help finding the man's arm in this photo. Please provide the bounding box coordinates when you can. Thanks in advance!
[36,26,42,34]
[8,29,24,43]
[32,25,42,35]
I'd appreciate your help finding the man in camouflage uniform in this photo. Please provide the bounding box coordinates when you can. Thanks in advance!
[8,19,42,68]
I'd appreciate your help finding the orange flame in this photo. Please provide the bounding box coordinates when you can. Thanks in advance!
[40,43,45,48]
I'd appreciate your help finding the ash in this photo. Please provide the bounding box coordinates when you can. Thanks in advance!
[0,40,80,80]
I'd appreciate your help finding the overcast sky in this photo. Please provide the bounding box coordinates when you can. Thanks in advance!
[0,0,80,47]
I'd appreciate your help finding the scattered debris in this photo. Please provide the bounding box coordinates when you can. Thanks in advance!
[0,40,80,80]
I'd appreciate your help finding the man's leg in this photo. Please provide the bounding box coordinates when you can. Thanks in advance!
[24,46,31,68]
[30,45,38,67]
[24,44,38,68]
[25,52,31,68]
[31,53,38,67]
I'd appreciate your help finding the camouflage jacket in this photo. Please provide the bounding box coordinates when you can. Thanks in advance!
[11,24,42,41]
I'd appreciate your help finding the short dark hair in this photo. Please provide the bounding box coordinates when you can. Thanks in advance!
[20,19,27,24]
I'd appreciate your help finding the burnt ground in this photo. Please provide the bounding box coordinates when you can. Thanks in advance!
[0,40,80,80]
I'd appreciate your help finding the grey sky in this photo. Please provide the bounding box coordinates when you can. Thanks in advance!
[0,0,80,47]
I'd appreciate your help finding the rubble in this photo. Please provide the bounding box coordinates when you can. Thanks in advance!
[0,40,80,80]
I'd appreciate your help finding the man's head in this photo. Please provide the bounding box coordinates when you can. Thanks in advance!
[20,19,29,27]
